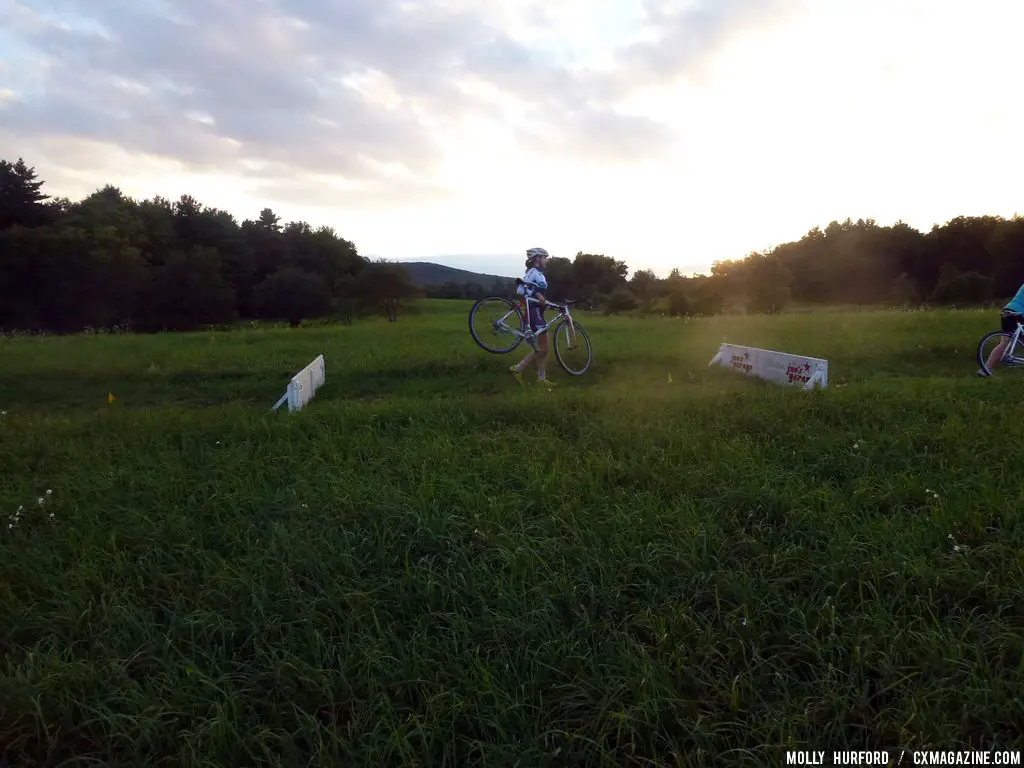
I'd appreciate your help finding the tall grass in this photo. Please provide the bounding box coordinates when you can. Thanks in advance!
[2,301,1022,766]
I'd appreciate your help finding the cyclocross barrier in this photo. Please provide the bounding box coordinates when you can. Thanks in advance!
[272,354,326,412]
[708,343,828,390]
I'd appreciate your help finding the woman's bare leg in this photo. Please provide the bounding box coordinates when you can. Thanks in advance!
[536,333,549,380]
[514,349,536,372]
[986,336,1009,371]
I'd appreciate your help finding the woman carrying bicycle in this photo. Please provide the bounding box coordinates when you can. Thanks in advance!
[509,247,555,389]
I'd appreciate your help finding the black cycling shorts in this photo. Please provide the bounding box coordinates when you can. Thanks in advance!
[1001,310,1024,333]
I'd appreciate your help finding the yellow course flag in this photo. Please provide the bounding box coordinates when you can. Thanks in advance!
[107,392,116,403]
[668,373,673,383]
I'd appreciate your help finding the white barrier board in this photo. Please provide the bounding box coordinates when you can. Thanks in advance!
[272,354,326,412]
[708,344,827,390]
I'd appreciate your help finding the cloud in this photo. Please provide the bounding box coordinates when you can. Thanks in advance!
[0,0,802,198]
[2,0,445,179]
[251,174,458,212]
[595,0,809,97]
[522,106,678,165]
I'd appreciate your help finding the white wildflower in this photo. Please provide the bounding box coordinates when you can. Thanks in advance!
[947,533,967,554]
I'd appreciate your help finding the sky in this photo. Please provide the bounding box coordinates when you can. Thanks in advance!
[2,0,1023,279]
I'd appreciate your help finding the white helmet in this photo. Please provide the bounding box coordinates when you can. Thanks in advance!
[526,247,549,261]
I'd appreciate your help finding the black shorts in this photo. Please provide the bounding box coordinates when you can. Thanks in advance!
[1001,310,1024,333]
[527,304,545,331]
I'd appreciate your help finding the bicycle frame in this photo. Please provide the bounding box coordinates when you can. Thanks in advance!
[1001,323,1024,366]
[494,283,578,350]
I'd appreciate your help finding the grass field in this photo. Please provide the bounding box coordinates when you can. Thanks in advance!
[2,300,1023,766]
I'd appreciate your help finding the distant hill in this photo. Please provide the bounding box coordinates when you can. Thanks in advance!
[394,261,515,289]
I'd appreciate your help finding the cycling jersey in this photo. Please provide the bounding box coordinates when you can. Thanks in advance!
[516,267,547,297]
[1005,282,1024,315]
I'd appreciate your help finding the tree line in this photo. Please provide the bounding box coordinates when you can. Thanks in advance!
[2,156,1022,334]
[423,212,1024,317]
[699,214,1024,315]
[0,158,419,333]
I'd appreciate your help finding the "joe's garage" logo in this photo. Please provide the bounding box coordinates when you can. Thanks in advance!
[786,362,812,384]
[730,352,753,373]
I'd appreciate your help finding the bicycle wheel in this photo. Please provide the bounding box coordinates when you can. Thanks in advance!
[977,330,1024,374]
[553,318,592,375]
[469,296,525,354]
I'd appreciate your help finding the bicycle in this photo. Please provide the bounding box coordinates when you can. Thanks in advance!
[468,278,593,376]
[977,319,1024,374]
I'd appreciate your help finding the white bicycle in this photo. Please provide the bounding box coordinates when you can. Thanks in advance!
[468,279,593,376]
[977,317,1024,374]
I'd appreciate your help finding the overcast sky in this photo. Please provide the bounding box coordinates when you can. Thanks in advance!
[2,0,1022,278]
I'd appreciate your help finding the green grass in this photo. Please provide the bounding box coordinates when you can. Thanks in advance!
[2,300,1023,766]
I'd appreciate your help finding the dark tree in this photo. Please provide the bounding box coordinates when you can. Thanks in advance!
[0,159,51,229]
[253,268,333,327]
[357,261,420,322]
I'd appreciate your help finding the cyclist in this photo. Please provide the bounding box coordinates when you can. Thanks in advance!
[509,247,555,389]
[979,282,1024,376]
